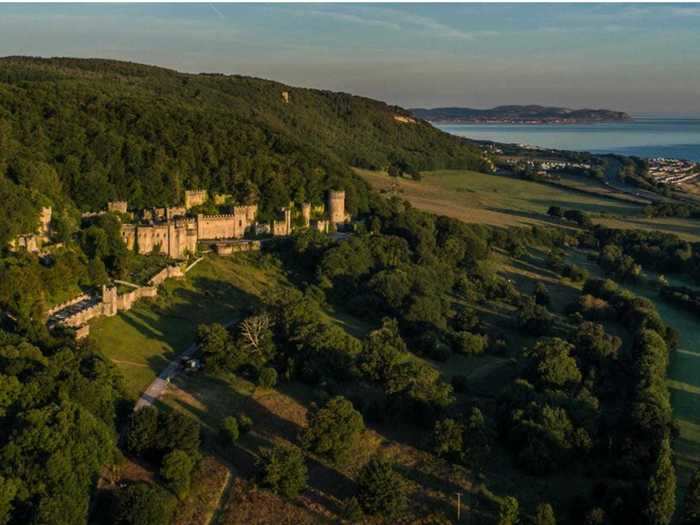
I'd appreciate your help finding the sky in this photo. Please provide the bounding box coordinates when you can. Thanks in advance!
[0,3,699,114]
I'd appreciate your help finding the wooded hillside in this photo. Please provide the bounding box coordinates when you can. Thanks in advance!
[0,56,488,243]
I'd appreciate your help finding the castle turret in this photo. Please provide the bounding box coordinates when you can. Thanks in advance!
[327,190,345,225]
[101,285,118,317]
[301,203,311,227]
[185,190,207,210]
[284,206,292,233]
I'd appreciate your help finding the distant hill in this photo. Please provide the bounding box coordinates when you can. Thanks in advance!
[0,56,489,243]
[410,104,631,124]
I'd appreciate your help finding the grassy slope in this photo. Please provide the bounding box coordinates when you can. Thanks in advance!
[359,168,700,241]
[90,253,287,398]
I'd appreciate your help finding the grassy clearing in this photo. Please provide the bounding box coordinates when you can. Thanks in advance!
[359,168,700,241]
[90,253,289,398]
[358,168,639,227]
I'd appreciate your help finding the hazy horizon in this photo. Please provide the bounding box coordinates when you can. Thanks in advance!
[1,3,699,114]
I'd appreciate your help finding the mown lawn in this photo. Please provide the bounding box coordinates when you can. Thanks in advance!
[90,253,289,399]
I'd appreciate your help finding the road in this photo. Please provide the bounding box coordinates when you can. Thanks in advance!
[133,341,198,410]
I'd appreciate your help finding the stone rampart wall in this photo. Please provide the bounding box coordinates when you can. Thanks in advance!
[47,294,90,317]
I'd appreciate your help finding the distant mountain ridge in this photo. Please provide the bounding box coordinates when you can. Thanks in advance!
[410,105,631,124]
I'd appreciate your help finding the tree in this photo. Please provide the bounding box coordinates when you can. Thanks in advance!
[359,318,407,384]
[239,313,275,362]
[0,476,18,525]
[160,449,194,499]
[574,321,621,365]
[497,496,519,525]
[517,298,553,336]
[432,418,464,461]
[534,282,550,307]
[453,303,480,332]
[258,445,308,499]
[115,482,176,525]
[583,508,608,525]
[156,410,201,455]
[258,367,278,389]
[682,467,700,524]
[221,416,240,444]
[301,396,364,465]
[534,502,556,525]
[454,331,487,355]
[196,323,231,371]
[125,407,158,455]
[644,438,676,525]
[527,338,582,390]
[357,458,407,519]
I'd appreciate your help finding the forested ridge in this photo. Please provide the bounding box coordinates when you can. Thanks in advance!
[0,56,487,244]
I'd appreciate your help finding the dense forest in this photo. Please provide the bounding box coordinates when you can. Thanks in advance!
[0,56,489,244]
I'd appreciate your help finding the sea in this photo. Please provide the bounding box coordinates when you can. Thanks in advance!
[437,117,700,162]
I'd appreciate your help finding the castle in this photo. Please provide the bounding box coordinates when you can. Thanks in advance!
[118,189,348,259]
[9,206,52,252]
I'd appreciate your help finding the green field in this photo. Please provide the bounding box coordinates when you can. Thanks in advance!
[90,253,288,398]
[359,168,700,241]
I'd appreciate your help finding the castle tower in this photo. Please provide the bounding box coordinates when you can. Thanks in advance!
[38,206,52,239]
[107,201,128,214]
[185,190,207,210]
[284,207,292,234]
[301,203,311,227]
[327,190,345,225]
[101,285,118,317]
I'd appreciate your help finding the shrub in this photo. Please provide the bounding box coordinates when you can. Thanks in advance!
[238,414,253,434]
[221,416,240,444]
[342,497,365,522]
[160,449,194,499]
[125,407,158,456]
[534,282,550,307]
[258,445,308,499]
[357,458,407,519]
[497,496,519,525]
[535,502,556,525]
[454,331,487,355]
[115,482,176,525]
[156,411,201,455]
[432,418,464,461]
[258,367,278,389]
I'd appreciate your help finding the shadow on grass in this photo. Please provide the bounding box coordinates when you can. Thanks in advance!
[158,372,357,513]
[120,275,261,380]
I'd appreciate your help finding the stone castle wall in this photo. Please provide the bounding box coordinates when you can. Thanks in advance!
[148,265,185,286]
[9,206,52,253]
[121,219,197,259]
[46,293,90,317]
[50,265,184,339]
[197,214,246,240]
[108,201,128,214]
[185,190,207,209]
[118,191,346,258]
